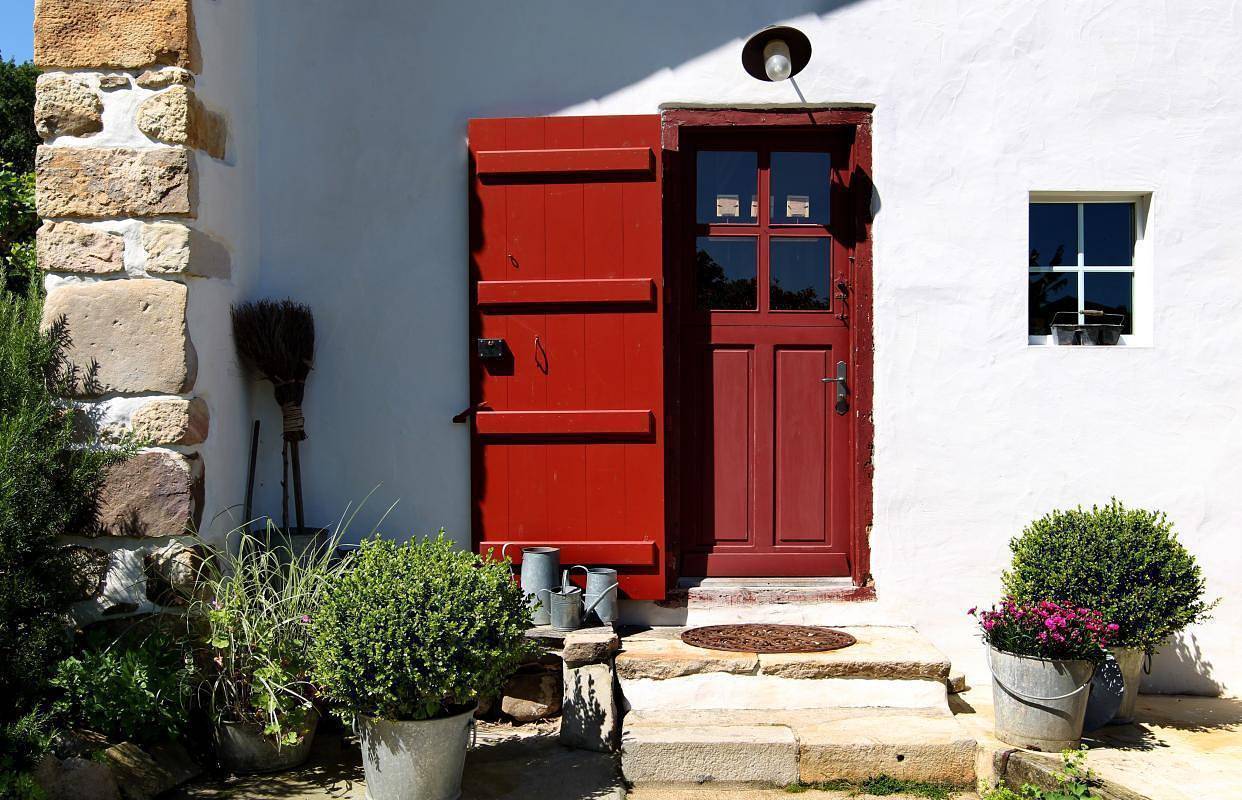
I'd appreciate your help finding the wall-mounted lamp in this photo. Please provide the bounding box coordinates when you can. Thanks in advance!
[741,25,812,82]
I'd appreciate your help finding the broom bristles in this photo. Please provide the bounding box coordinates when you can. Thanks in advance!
[231,299,315,383]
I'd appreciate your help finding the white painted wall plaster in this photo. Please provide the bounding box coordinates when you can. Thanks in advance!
[253,0,1242,694]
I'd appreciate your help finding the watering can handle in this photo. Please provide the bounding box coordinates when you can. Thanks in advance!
[986,650,1096,702]
[500,542,515,576]
[583,583,620,614]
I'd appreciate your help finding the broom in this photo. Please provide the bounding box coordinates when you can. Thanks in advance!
[231,300,315,535]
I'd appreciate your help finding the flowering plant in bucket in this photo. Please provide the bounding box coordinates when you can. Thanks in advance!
[971,598,1118,663]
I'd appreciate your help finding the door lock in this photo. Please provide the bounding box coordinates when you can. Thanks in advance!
[821,360,849,415]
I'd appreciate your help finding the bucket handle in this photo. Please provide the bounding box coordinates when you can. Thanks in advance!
[987,650,1096,702]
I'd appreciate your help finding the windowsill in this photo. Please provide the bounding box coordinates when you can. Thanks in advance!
[1027,335,1152,348]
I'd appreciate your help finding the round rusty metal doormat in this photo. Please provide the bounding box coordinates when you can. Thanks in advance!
[680,624,856,653]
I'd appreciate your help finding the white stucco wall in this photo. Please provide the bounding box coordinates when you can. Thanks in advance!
[250,0,1241,695]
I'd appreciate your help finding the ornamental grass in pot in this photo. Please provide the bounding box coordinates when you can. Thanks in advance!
[188,523,346,774]
[309,534,532,800]
[972,598,1117,751]
[1002,500,1215,724]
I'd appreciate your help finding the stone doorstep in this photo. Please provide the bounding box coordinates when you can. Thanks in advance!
[679,577,877,607]
[619,673,950,713]
[616,626,951,681]
[622,708,977,788]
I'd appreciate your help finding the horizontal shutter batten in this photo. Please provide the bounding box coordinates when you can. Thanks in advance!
[477,278,655,307]
[474,410,652,437]
[476,147,653,176]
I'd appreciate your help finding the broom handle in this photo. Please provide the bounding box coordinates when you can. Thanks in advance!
[290,438,306,535]
[281,439,289,533]
[243,420,259,526]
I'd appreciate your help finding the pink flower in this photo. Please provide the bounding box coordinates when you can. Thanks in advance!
[1106,623,1119,631]
[301,615,311,624]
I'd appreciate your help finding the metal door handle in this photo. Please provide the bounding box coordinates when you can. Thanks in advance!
[822,360,849,415]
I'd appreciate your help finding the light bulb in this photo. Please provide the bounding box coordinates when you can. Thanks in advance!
[763,39,792,81]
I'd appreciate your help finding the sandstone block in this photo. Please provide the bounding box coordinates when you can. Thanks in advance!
[563,628,620,666]
[37,221,124,274]
[136,67,192,89]
[615,636,758,680]
[501,669,562,722]
[103,741,201,800]
[141,222,229,277]
[92,450,203,538]
[131,396,208,445]
[35,0,193,70]
[797,714,976,785]
[136,86,226,158]
[621,722,799,786]
[64,545,111,601]
[35,74,103,138]
[34,754,121,800]
[36,146,192,218]
[561,662,618,752]
[41,279,195,395]
[144,540,207,606]
[98,75,130,90]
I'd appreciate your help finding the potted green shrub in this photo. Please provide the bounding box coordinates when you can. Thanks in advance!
[972,598,1117,751]
[188,524,345,774]
[1002,500,1215,723]
[310,534,531,800]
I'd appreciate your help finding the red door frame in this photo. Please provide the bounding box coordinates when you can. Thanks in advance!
[660,108,875,588]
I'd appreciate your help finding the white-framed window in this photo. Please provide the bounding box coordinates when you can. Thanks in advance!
[1028,193,1151,346]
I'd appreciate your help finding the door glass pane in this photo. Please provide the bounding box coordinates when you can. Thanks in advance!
[1084,203,1135,266]
[770,238,831,311]
[1085,271,1134,334]
[770,152,831,225]
[1029,203,1077,267]
[696,151,757,224]
[696,236,757,309]
[1028,271,1078,335]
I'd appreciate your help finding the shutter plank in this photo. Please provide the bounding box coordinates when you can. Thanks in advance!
[477,278,654,307]
[476,147,653,176]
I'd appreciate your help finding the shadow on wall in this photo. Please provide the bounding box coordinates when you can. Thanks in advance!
[1144,631,1225,697]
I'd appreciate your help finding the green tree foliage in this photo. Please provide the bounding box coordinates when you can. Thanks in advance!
[1,163,37,297]
[0,54,39,173]
[1002,499,1215,653]
[310,534,533,721]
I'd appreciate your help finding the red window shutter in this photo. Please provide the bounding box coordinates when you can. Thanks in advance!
[467,116,667,600]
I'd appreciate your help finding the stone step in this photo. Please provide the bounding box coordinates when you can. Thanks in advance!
[621,672,949,712]
[622,708,977,788]
[616,625,951,682]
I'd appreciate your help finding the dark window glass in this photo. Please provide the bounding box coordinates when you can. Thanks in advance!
[696,151,757,224]
[770,238,831,310]
[696,236,757,309]
[1029,203,1077,267]
[1085,271,1134,334]
[770,152,830,225]
[1083,203,1135,266]
[1029,271,1078,335]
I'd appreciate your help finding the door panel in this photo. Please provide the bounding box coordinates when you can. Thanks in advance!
[774,347,829,544]
[707,347,754,544]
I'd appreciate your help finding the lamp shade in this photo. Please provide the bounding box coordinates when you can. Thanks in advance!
[741,25,812,82]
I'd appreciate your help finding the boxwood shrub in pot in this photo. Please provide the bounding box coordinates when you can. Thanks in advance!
[310,534,532,800]
[1002,499,1215,722]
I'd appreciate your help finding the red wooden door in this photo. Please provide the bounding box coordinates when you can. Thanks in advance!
[678,132,855,577]
[467,115,666,600]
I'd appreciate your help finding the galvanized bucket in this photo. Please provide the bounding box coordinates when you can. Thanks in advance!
[1110,646,1146,724]
[501,544,559,626]
[213,712,318,774]
[568,565,621,625]
[548,585,584,631]
[989,647,1095,751]
[358,705,476,800]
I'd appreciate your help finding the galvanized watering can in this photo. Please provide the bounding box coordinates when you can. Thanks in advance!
[501,544,560,626]
[551,568,620,631]
[567,565,621,625]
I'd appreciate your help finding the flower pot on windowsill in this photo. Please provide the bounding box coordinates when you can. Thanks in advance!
[989,647,1095,752]
[213,711,319,774]
[1050,310,1124,345]
[357,703,477,800]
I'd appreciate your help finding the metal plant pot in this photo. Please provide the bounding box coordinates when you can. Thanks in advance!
[989,647,1095,752]
[358,704,476,800]
[213,711,318,774]
[1109,646,1145,724]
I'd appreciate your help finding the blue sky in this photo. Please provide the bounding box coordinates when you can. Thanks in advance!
[1,1,34,63]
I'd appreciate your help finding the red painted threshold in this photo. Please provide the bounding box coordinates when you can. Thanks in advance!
[475,147,653,176]
[474,410,652,437]
[479,540,657,566]
[477,278,654,307]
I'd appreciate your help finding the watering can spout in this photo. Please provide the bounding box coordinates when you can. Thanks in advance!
[583,583,620,615]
